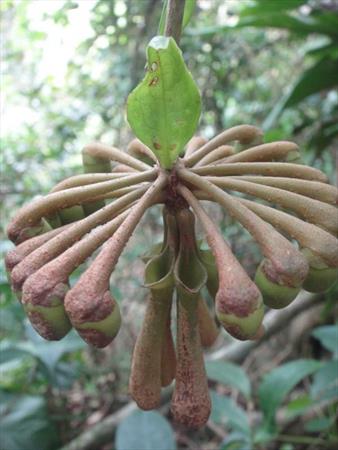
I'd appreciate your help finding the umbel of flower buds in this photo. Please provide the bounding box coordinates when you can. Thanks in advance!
[6,122,338,428]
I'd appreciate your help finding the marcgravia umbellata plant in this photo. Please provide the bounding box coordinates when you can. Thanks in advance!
[5,0,338,429]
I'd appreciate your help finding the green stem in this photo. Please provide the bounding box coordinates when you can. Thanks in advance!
[184,125,263,166]
[192,161,328,182]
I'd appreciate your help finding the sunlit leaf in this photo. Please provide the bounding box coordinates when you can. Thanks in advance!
[127,36,201,169]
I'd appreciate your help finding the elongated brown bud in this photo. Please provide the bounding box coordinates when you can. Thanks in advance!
[224,141,299,164]
[161,315,176,387]
[171,208,211,428]
[185,125,262,166]
[171,287,211,428]
[197,296,219,348]
[192,162,328,182]
[129,292,172,409]
[130,207,177,408]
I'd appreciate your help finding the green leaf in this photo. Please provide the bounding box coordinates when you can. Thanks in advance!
[284,394,313,420]
[312,323,338,355]
[0,394,59,450]
[127,36,201,169]
[220,431,252,450]
[259,359,322,427]
[206,360,251,399]
[240,0,307,16]
[158,0,196,35]
[263,57,338,129]
[305,416,335,433]
[210,390,250,437]
[115,410,176,450]
[310,360,338,400]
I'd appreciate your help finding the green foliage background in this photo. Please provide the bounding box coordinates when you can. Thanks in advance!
[1,1,337,449]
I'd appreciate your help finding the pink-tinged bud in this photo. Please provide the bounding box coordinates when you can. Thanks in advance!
[22,271,71,340]
[65,288,121,348]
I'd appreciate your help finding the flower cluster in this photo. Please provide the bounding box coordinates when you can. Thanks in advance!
[6,125,338,428]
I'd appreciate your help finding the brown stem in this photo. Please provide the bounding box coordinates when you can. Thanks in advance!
[177,185,263,339]
[223,141,299,164]
[192,161,328,183]
[184,125,263,166]
[51,173,129,192]
[5,225,69,275]
[11,188,147,293]
[185,136,207,157]
[239,198,338,267]
[83,142,151,172]
[194,145,234,168]
[7,169,157,243]
[230,175,338,204]
[177,167,308,287]
[207,176,338,235]
[164,0,185,44]
[21,209,130,307]
[64,172,168,338]
[127,139,157,163]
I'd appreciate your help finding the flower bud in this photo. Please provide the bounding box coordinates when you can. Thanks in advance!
[301,248,338,293]
[255,259,301,309]
[22,274,71,340]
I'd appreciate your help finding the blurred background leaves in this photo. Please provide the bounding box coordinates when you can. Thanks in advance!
[1,1,337,449]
